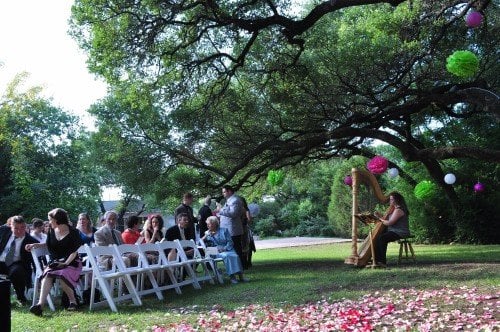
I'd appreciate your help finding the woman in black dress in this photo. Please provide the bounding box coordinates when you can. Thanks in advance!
[26,208,83,316]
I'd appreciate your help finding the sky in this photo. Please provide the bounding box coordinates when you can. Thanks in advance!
[0,1,119,199]
[0,0,107,128]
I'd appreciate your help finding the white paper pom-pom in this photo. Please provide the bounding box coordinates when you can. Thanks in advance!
[388,168,399,178]
[444,173,456,185]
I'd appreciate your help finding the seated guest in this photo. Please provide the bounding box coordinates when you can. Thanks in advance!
[30,218,47,244]
[94,211,135,267]
[43,220,50,234]
[203,216,248,284]
[0,216,39,305]
[122,215,143,244]
[165,213,195,260]
[143,214,164,243]
[165,213,194,242]
[95,211,123,247]
[174,193,197,241]
[26,208,83,316]
[197,195,212,239]
[76,212,97,245]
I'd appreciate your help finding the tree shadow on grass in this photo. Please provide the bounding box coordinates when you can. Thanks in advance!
[70,256,499,315]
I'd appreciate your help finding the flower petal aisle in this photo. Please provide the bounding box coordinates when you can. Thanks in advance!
[153,287,499,331]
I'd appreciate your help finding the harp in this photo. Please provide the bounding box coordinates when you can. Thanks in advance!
[344,168,389,267]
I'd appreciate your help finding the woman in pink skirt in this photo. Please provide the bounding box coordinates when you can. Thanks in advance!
[26,208,83,316]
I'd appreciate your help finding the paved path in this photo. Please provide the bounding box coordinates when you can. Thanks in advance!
[254,236,351,250]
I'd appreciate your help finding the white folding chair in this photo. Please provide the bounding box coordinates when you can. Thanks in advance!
[174,239,216,285]
[30,246,56,311]
[198,238,225,284]
[77,245,93,292]
[156,240,201,290]
[84,244,142,312]
[137,243,185,294]
[113,244,163,300]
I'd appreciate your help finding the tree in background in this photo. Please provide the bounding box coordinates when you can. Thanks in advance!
[70,1,498,241]
[251,161,336,238]
[70,1,498,197]
[0,73,101,223]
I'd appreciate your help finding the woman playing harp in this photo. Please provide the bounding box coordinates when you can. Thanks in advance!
[373,192,411,267]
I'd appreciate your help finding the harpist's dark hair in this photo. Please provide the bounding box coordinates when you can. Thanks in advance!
[389,192,409,216]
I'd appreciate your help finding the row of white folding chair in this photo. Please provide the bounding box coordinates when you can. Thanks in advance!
[113,244,164,300]
[174,239,221,284]
[83,241,209,312]
[83,244,142,312]
[115,241,203,295]
[140,242,201,292]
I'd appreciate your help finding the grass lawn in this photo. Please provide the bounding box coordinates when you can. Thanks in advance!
[11,242,500,331]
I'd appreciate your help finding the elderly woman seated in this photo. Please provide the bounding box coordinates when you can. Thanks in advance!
[202,216,249,284]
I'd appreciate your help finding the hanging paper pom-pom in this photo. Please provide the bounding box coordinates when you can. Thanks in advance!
[267,169,285,186]
[444,173,456,185]
[466,11,483,28]
[446,50,479,78]
[388,168,399,178]
[248,203,260,217]
[367,156,388,174]
[344,175,353,186]
[473,182,485,193]
[414,180,437,200]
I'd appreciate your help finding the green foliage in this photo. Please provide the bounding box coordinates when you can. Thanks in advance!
[70,0,499,245]
[0,74,101,223]
[267,170,285,186]
[251,161,338,237]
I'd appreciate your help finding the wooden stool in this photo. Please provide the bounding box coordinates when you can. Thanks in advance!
[398,237,416,264]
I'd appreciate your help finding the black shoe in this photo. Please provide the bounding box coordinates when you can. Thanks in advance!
[67,302,78,311]
[29,304,43,316]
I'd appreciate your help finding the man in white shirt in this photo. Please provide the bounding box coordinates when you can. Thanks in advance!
[0,216,39,304]
[30,218,47,244]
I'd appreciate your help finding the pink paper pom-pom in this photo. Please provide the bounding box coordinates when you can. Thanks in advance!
[473,182,485,193]
[466,11,483,28]
[367,156,389,175]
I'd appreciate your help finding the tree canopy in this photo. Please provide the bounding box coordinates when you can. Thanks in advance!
[0,73,101,223]
[70,0,499,204]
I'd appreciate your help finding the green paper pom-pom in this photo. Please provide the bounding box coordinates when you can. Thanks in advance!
[414,180,437,200]
[446,50,479,78]
[267,170,285,186]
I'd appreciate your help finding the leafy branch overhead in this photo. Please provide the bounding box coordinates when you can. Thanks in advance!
[70,0,499,198]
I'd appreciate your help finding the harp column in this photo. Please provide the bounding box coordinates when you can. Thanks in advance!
[344,168,359,265]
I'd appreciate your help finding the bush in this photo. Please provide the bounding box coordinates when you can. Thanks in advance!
[292,215,335,237]
[253,215,280,237]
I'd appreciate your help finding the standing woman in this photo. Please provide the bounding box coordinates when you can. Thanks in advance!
[374,192,411,267]
[76,212,97,245]
[26,208,83,316]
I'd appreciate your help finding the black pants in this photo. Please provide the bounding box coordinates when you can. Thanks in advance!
[0,261,29,302]
[374,230,401,265]
[231,235,245,269]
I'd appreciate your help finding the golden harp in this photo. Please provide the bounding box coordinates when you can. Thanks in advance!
[344,168,389,267]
